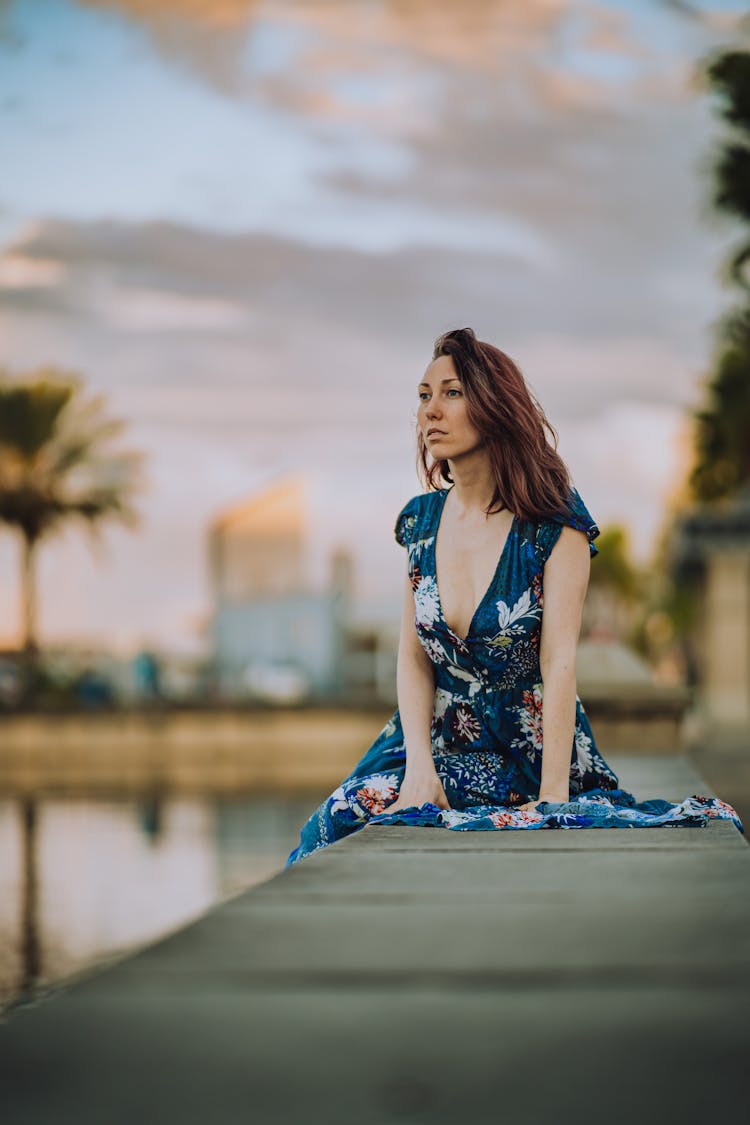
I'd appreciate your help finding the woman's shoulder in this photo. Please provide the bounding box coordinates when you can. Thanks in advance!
[531,484,601,561]
[393,489,442,548]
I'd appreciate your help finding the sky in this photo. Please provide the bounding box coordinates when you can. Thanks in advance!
[0,0,748,652]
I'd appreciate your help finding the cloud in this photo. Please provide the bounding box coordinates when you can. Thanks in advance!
[99,288,252,332]
[76,0,264,97]
[0,209,724,420]
[80,0,260,32]
[0,252,66,288]
[71,0,680,119]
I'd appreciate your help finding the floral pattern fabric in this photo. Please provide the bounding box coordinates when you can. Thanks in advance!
[286,485,743,866]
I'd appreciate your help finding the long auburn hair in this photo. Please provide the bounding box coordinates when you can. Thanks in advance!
[417,326,573,523]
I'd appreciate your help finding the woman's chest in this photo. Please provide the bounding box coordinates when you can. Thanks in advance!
[434,509,517,643]
[408,513,545,666]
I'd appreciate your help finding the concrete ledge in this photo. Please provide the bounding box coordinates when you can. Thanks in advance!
[1,755,748,1125]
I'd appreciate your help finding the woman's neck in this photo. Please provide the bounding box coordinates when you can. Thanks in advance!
[445,450,501,514]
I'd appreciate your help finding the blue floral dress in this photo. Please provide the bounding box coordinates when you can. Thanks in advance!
[286,485,743,866]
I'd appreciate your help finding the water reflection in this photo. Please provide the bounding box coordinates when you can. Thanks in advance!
[0,791,318,1013]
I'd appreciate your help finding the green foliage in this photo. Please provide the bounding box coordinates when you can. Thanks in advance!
[705,49,750,133]
[0,367,144,544]
[706,50,750,249]
[588,525,641,601]
[689,48,750,501]
[690,307,750,500]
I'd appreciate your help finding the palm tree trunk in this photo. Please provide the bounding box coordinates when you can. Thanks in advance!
[19,534,42,706]
[19,797,41,998]
[20,533,39,655]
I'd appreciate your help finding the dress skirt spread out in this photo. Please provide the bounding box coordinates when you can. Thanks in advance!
[286,485,743,866]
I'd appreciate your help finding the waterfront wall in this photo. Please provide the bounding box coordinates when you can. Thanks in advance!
[0,694,688,797]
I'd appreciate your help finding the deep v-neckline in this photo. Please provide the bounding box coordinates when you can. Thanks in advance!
[432,487,518,644]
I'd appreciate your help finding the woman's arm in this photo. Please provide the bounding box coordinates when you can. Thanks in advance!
[380,565,450,813]
[520,525,591,808]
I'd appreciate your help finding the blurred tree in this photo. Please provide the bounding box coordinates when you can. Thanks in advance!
[690,48,750,501]
[587,524,653,657]
[0,367,144,684]
[646,46,750,688]
[639,514,702,685]
[588,525,641,602]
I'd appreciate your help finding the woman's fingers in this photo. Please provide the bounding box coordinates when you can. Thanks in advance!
[375,774,453,816]
[377,796,452,816]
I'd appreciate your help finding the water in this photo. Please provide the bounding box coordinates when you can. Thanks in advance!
[0,791,319,1014]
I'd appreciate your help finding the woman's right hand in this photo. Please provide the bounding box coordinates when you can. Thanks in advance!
[379,767,451,815]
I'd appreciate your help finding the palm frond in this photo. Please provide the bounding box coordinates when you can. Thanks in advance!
[0,367,147,651]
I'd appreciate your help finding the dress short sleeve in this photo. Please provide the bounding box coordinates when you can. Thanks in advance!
[536,485,601,565]
[394,495,422,549]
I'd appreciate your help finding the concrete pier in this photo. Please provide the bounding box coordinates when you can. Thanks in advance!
[1,754,748,1125]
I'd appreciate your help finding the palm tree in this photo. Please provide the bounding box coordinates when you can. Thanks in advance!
[0,366,145,672]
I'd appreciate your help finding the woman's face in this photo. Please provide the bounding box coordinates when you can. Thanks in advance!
[417,354,483,460]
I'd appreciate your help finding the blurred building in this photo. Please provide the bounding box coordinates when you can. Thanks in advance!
[208,475,359,702]
[341,606,401,706]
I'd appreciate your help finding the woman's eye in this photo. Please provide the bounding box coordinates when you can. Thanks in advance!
[418,392,430,401]
[446,389,461,397]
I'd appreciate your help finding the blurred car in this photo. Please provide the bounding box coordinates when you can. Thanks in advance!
[0,656,23,707]
[240,662,310,705]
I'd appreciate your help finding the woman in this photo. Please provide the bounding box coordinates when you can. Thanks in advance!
[286,328,742,866]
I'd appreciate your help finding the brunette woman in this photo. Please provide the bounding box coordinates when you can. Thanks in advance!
[286,328,742,865]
